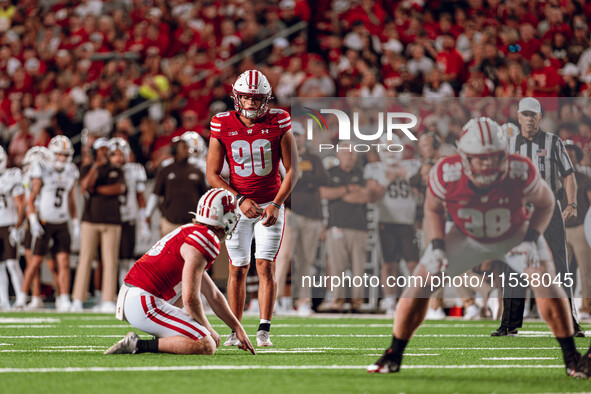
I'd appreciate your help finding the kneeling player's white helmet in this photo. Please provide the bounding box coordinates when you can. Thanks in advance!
[457,117,508,186]
[181,131,207,159]
[108,137,131,161]
[232,70,272,119]
[0,146,7,173]
[48,135,74,170]
[193,189,239,239]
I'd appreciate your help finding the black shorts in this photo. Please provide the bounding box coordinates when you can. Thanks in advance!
[24,221,32,250]
[119,221,136,259]
[379,223,419,263]
[32,222,70,256]
[0,226,17,260]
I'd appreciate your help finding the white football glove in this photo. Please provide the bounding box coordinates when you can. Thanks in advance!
[28,213,44,238]
[423,248,449,274]
[139,220,151,245]
[507,241,540,269]
[71,220,81,247]
[8,226,24,247]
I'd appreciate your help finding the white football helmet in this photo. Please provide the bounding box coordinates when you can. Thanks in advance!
[108,137,131,161]
[378,134,404,167]
[181,131,207,159]
[193,188,239,239]
[232,70,272,119]
[501,122,519,138]
[23,146,51,171]
[48,135,74,170]
[0,145,7,174]
[457,117,508,186]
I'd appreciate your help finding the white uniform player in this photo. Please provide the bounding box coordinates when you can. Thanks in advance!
[0,146,27,309]
[21,147,52,310]
[22,136,79,312]
[365,155,421,314]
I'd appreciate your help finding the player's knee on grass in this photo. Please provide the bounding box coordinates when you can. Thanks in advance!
[198,335,216,355]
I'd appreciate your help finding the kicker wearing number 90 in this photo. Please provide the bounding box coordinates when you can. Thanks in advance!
[206,70,297,348]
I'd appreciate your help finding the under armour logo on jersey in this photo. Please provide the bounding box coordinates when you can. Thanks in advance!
[498,198,509,204]
[261,129,269,134]
[481,196,489,203]
[247,129,253,134]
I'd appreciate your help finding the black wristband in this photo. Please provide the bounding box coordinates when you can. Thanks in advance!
[524,229,540,242]
[235,193,243,203]
[270,202,281,209]
[431,238,445,251]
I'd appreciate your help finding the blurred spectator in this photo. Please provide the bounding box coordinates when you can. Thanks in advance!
[72,138,125,312]
[145,137,208,237]
[319,143,368,313]
[298,59,335,97]
[83,94,112,137]
[8,117,33,167]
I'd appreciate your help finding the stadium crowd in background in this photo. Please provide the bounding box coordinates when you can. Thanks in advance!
[3,0,591,319]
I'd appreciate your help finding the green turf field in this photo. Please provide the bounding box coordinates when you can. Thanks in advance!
[2,312,591,393]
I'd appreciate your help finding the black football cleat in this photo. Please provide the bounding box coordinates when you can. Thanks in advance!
[490,327,518,337]
[566,352,589,379]
[367,352,401,374]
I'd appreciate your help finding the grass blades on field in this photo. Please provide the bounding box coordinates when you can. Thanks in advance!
[1,312,591,393]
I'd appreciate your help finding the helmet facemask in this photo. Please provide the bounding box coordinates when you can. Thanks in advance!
[461,151,508,187]
[232,92,270,119]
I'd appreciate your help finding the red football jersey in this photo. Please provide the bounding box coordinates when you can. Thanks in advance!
[428,154,542,243]
[125,224,220,301]
[210,109,291,203]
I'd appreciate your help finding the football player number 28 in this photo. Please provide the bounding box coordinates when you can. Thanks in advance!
[231,139,272,177]
[457,208,511,238]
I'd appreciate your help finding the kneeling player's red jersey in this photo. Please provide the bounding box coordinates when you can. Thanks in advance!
[125,224,220,301]
[428,154,542,243]
[210,109,291,203]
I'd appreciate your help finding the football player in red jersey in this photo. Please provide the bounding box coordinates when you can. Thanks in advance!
[104,189,255,356]
[207,70,297,347]
[368,117,590,378]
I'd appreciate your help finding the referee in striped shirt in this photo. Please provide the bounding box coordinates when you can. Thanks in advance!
[492,97,584,337]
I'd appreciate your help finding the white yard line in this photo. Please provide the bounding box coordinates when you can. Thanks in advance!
[0,349,102,353]
[0,325,58,328]
[0,318,60,323]
[0,364,567,373]
[482,357,557,360]
[0,333,559,339]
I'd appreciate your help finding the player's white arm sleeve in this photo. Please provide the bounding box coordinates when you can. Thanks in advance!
[145,194,159,218]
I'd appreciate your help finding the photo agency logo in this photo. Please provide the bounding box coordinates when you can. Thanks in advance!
[302,107,419,153]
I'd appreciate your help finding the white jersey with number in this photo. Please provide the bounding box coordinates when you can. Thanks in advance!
[0,168,24,227]
[29,161,79,224]
[121,162,147,223]
[364,159,420,225]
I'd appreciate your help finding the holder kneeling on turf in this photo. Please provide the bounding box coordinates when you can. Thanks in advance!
[105,189,255,356]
